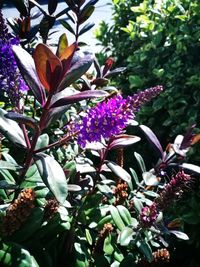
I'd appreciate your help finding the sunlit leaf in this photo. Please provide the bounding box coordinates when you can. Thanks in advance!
[0,109,27,148]
[4,112,38,130]
[33,44,63,92]
[59,42,77,74]
[119,227,134,246]
[109,135,141,150]
[57,52,94,91]
[12,45,46,106]
[50,90,108,108]
[35,153,68,203]
[106,161,132,189]
[169,230,189,240]
[110,205,125,231]
[56,33,68,58]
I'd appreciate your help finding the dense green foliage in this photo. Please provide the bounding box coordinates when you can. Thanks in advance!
[96,0,200,159]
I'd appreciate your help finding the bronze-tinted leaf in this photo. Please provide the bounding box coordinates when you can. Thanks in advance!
[12,45,46,106]
[33,44,63,92]
[102,57,114,76]
[60,42,77,74]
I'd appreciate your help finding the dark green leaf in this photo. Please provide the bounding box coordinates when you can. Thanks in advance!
[119,255,137,267]
[0,180,17,189]
[35,153,68,203]
[50,90,108,108]
[0,108,27,148]
[136,240,153,262]
[48,0,58,15]
[0,242,39,267]
[60,20,75,35]
[12,45,46,106]
[39,15,56,43]
[11,0,29,16]
[79,5,95,24]
[57,52,94,91]
[79,23,95,36]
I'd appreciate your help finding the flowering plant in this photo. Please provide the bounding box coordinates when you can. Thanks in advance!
[0,1,199,267]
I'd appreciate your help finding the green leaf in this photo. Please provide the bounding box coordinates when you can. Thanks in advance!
[56,33,68,58]
[35,133,49,150]
[79,23,95,35]
[116,205,132,226]
[129,168,139,185]
[142,172,159,186]
[106,161,133,190]
[57,52,94,91]
[119,255,136,266]
[134,152,146,173]
[129,75,144,88]
[0,242,39,267]
[0,180,17,189]
[103,234,114,255]
[169,230,189,240]
[110,205,125,231]
[136,240,153,262]
[11,207,44,242]
[0,108,27,148]
[60,20,75,35]
[35,154,68,203]
[119,227,134,246]
[0,160,19,171]
[133,197,143,213]
[79,5,95,24]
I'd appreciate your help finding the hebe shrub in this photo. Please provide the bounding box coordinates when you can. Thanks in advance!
[96,0,200,162]
[0,1,199,266]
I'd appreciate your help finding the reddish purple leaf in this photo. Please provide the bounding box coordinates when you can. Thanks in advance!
[140,125,164,158]
[50,90,108,108]
[109,135,141,151]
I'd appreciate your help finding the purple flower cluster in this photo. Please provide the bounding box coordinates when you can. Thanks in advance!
[139,203,158,227]
[75,86,163,148]
[0,10,27,105]
[155,170,192,210]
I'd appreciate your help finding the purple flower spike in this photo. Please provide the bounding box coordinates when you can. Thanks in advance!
[0,10,28,106]
[139,203,158,227]
[75,86,163,148]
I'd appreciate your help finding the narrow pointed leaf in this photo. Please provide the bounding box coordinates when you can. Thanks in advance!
[79,5,95,24]
[56,33,68,57]
[12,45,46,106]
[109,135,141,150]
[105,67,126,78]
[57,52,94,91]
[50,90,108,108]
[79,23,95,35]
[107,161,132,189]
[0,109,27,148]
[110,205,125,231]
[60,42,77,74]
[33,43,63,92]
[134,152,146,173]
[60,20,75,35]
[35,154,68,203]
[39,15,56,43]
[4,112,39,130]
[140,125,163,158]
[181,163,200,174]
[116,205,132,226]
[169,230,189,240]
